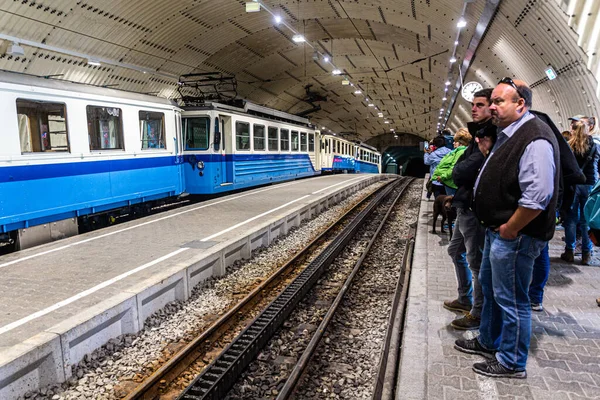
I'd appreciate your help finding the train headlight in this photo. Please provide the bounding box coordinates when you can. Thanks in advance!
[197,161,205,169]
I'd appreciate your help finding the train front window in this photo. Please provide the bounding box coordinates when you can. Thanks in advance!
[268,127,278,151]
[86,105,123,150]
[280,129,289,151]
[139,111,165,149]
[184,117,210,150]
[254,124,265,151]
[308,133,314,152]
[300,132,307,152]
[291,131,299,152]
[236,121,250,150]
[17,99,69,153]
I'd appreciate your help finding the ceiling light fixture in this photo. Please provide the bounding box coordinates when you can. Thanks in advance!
[87,58,101,66]
[331,68,342,75]
[274,15,282,24]
[449,57,457,63]
[354,90,362,94]
[6,42,25,56]
[323,55,330,63]
[457,18,467,28]
[442,97,447,101]
[292,34,305,43]
[445,80,451,86]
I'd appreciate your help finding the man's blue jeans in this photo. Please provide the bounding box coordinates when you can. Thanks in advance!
[529,243,550,304]
[447,209,485,317]
[478,229,547,370]
[565,184,593,254]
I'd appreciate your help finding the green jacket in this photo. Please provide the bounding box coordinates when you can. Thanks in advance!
[432,146,467,189]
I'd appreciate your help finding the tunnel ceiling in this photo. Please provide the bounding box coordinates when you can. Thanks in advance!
[0,0,598,142]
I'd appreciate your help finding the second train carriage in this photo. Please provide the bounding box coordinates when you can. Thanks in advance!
[180,102,320,194]
[355,143,382,174]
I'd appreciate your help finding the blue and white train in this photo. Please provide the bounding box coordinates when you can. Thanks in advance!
[0,71,380,251]
[320,133,381,174]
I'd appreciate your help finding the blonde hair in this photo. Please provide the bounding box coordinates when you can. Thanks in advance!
[568,120,590,155]
[454,128,472,146]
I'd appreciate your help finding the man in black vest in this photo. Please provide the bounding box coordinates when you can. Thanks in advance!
[454,78,559,378]
[444,88,496,330]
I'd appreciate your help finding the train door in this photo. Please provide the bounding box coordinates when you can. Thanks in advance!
[220,115,234,185]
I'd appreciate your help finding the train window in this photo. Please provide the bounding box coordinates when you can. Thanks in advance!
[139,111,165,150]
[253,124,265,151]
[213,117,221,151]
[17,99,69,153]
[268,127,278,151]
[236,121,250,150]
[183,117,210,150]
[300,132,307,152]
[291,131,299,151]
[308,133,315,152]
[280,129,289,151]
[87,105,123,150]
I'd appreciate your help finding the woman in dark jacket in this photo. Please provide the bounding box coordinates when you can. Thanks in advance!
[561,120,599,265]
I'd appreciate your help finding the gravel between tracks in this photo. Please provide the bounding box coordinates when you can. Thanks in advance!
[225,180,421,400]
[25,180,388,400]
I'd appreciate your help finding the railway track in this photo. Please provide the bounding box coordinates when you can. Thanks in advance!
[123,177,404,400]
[164,177,416,400]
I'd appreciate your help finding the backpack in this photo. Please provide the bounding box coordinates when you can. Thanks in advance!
[584,180,600,245]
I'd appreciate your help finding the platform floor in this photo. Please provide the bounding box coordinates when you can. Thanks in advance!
[398,183,600,400]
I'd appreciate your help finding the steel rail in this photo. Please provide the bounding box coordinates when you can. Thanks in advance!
[124,177,399,400]
[177,178,405,400]
[277,177,415,400]
[373,232,415,400]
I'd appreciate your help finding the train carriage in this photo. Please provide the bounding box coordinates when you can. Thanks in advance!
[355,143,382,174]
[180,102,320,194]
[0,71,183,249]
[319,133,356,173]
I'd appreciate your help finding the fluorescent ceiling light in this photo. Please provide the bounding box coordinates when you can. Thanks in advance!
[442,97,447,101]
[323,56,330,63]
[449,57,457,63]
[87,58,101,66]
[445,80,451,86]
[368,103,375,107]
[246,2,260,12]
[274,15,282,24]
[332,68,342,75]
[354,90,362,94]
[292,34,305,43]
[384,121,390,124]
[457,18,467,28]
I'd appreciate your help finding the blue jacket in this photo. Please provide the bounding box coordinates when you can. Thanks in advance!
[424,147,451,185]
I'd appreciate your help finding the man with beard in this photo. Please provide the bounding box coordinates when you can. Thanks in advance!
[454,78,558,378]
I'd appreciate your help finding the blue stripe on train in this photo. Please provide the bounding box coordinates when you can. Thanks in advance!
[0,156,182,183]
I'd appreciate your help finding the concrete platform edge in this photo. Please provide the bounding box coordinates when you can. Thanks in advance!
[0,174,385,399]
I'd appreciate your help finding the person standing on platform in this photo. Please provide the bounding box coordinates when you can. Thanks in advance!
[424,136,451,198]
[443,88,496,330]
[454,78,559,379]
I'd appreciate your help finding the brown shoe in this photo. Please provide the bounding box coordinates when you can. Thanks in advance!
[597,298,600,307]
[582,252,591,265]
[451,313,480,330]
[560,250,574,263]
[443,299,472,313]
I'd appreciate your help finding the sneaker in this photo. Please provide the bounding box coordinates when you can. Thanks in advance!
[531,303,543,312]
[472,359,527,379]
[560,250,574,263]
[451,313,480,330]
[596,298,600,307]
[443,299,472,313]
[454,338,495,358]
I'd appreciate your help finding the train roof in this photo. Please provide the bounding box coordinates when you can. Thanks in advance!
[182,100,313,128]
[358,142,378,152]
[0,70,178,107]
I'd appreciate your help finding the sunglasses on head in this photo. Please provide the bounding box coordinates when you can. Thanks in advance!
[498,77,525,99]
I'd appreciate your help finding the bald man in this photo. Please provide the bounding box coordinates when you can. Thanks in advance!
[454,78,559,378]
